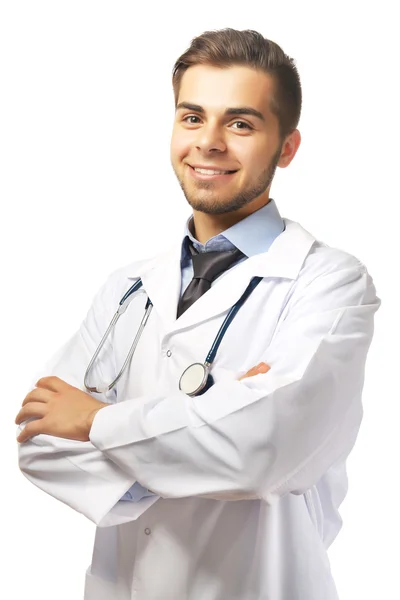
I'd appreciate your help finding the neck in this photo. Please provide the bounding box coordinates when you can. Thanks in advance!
[192,198,271,244]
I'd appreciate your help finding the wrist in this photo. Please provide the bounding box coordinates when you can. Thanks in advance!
[87,403,108,435]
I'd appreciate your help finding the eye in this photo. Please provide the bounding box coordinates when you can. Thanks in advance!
[231,121,253,130]
[182,115,201,124]
[182,115,253,130]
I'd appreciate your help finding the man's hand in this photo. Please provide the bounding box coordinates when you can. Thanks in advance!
[15,376,108,443]
[15,364,270,443]
[239,362,270,381]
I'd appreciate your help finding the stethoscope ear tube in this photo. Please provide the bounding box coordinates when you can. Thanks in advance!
[84,280,149,394]
[84,310,120,393]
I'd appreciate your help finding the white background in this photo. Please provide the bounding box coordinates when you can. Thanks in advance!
[1,1,398,599]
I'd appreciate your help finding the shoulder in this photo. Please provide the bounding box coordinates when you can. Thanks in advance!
[289,224,378,310]
[285,219,368,280]
[304,241,367,280]
[281,219,378,310]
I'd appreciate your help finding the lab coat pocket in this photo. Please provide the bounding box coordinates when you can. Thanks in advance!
[84,568,111,600]
[84,567,130,600]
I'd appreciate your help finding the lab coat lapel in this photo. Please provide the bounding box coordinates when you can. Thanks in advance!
[172,220,316,332]
[126,220,316,334]
[137,243,183,329]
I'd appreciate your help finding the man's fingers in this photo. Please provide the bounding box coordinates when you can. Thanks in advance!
[239,362,270,381]
[15,402,46,425]
[22,387,52,407]
[35,376,73,392]
[16,419,45,443]
[239,366,259,381]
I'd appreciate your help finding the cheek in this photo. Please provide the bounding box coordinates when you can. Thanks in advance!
[170,131,191,162]
[171,144,188,166]
[243,145,271,171]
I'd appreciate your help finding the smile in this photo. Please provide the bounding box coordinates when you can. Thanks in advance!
[188,165,238,181]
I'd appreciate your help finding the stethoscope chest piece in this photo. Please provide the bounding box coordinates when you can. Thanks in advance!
[85,275,262,396]
[179,362,214,397]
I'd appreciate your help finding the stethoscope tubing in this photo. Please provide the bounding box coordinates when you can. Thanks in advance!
[205,276,263,364]
[84,281,151,393]
[84,275,262,395]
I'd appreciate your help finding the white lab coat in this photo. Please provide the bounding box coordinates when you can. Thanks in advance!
[18,218,380,600]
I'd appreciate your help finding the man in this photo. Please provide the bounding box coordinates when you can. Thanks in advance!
[16,28,380,600]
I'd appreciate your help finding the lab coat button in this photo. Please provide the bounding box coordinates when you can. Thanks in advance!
[144,528,151,535]
[166,350,172,357]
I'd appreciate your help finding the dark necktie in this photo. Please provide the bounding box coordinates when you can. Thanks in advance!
[177,240,244,318]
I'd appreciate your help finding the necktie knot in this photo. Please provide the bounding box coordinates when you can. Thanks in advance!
[191,246,243,283]
[177,240,244,318]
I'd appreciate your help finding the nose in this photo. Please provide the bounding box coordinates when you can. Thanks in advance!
[195,122,227,153]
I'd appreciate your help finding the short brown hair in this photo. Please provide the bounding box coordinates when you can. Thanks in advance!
[172,28,302,143]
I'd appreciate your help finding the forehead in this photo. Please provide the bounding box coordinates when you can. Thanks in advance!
[177,64,275,120]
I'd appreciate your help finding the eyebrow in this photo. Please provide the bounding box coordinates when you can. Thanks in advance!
[176,102,266,123]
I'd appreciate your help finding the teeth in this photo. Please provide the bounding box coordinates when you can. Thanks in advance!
[193,167,232,175]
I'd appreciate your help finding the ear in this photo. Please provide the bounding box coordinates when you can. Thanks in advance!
[278,129,302,169]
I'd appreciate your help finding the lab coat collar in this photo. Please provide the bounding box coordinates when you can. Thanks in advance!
[181,199,285,260]
[125,219,316,333]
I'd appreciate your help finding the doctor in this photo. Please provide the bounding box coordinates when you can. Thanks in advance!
[16,28,380,600]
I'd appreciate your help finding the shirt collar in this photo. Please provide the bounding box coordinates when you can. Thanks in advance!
[181,198,285,264]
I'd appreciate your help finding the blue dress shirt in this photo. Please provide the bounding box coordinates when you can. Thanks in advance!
[120,198,285,502]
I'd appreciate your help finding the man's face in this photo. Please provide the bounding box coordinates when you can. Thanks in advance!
[170,64,297,216]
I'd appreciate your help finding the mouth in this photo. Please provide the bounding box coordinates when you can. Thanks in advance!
[188,165,238,181]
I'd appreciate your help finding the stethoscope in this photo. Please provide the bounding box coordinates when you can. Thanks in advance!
[84,276,262,397]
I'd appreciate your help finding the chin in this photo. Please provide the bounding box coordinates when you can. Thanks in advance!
[187,198,241,216]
